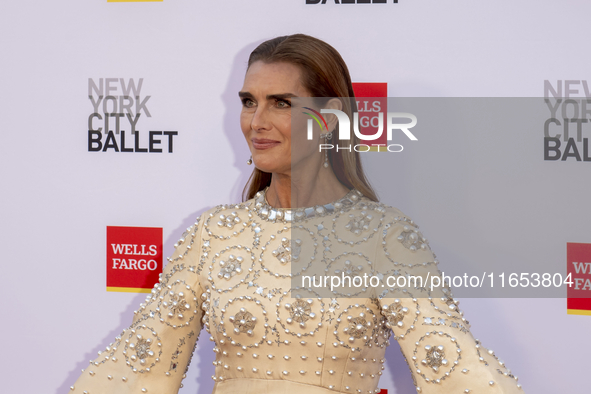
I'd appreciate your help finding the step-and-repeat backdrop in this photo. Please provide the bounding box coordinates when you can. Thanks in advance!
[1,1,589,393]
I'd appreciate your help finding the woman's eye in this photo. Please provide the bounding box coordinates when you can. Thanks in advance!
[276,99,291,108]
[242,98,255,108]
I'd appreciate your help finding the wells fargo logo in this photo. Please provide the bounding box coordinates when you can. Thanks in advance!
[349,82,402,152]
[567,242,591,315]
[106,226,163,293]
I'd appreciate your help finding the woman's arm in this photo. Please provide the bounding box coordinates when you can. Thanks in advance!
[69,216,207,394]
[377,210,523,393]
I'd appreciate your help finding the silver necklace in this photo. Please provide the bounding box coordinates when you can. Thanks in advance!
[252,188,364,223]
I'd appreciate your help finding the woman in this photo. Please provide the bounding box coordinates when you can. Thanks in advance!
[69,34,523,394]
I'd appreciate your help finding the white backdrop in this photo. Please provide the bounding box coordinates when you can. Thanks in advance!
[1,1,590,393]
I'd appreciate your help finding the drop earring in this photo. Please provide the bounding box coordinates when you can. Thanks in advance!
[319,131,333,168]
[247,155,253,165]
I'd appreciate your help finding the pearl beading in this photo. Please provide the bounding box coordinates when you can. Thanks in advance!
[69,190,524,394]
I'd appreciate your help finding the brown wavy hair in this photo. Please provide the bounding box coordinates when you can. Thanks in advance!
[242,34,378,202]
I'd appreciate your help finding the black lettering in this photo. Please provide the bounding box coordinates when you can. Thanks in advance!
[149,131,163,153]
[544,137,561,161]
[102,130,119,152]
[88,130,102,152]
[163,131,178,153]
[134,130,148,153]
[561,138,581,161]
[584,138,591,161]
[120,129,133,152]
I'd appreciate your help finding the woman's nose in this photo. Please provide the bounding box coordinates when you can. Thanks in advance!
[251,106,271,131]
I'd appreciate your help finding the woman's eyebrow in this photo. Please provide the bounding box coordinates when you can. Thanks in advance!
[238,92,297,100]
[238,91,254,99]
[266,93,297,100]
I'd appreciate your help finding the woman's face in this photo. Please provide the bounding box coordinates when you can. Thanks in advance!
[240,61,318,176]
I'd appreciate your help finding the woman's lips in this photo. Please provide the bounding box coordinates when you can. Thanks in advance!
[252,138,280,150]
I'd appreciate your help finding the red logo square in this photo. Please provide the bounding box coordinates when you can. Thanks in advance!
[106,226,163,293]
[352,82,388,148]
[566,242,591,315]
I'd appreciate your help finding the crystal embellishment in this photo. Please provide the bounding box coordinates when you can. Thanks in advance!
[218,255,243,280]
[382,301,408,328]
[345,211,373,235]
[253,188,364,223]
[217,212,241,229]
[272,238,302,264]
[397,225,429,252]
[421,345,448,372]
[163,292,190,319]
[229,308,257,336]
[286,299,315,326]
[131,336,154,365]
[344,316,370,341]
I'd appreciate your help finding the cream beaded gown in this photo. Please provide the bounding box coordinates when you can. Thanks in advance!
[70,189,523,394]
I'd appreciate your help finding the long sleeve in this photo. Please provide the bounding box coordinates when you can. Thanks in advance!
[376,210,523,393]
[69,216,206,394]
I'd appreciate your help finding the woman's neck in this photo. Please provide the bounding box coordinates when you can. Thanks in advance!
[264,166,350,209]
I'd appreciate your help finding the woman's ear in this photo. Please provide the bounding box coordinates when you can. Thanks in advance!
[324,98,343,132]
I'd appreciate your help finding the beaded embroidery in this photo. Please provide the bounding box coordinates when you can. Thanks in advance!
[71,189,523,394]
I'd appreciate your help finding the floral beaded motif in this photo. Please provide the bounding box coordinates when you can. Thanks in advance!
[217,211,242,229]
[133,337,154,364]
[381,300,408,328]
[218,254,243,280]
[345,316,370,339]
[397,224,430,252]
[286,298,315,325]
[162,292,190,318]
[123,326,163,374]
[272,237,302,264]
[345,211,373,235]
[230,308,257,335]
[422,345,448,372]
